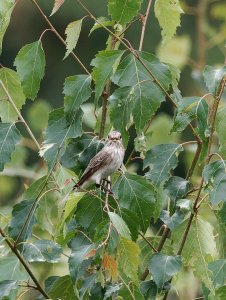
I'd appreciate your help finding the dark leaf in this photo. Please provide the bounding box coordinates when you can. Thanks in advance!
[113,172,156,232]
[144,144,183,187]
[140,280,157,300]
[149,254,182,288]
[119,208,139,241]
[14,40,46,100]
[0,123,21,171]
[8,199,37,243]
[91,50,124,105]
[216,106,226,156]
[164,176,191,202]
[23,240,62,263]
[48,275,78,300]
[63,75,92,122]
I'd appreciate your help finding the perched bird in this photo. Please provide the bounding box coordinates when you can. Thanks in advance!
[73,131,125,190]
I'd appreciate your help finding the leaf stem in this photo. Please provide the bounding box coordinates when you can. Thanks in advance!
[139,0,152,51]
[30,0,90,75]
[0,227,50,299]
[0,80,40,151]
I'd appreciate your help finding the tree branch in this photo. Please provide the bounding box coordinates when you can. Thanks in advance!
[30,0,90,75]
[139,0,152,51]
[0,228,50,299]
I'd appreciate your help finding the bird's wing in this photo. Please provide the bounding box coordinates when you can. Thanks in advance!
[76,147,112,186]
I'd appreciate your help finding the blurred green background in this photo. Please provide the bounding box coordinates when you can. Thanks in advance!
[1,0,225,204]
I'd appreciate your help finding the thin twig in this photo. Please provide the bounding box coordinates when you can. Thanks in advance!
[0,228,50,299]
[139,0,152,51]
[30,0,90,75]
[139,232,157,252]
[0,80,40,151]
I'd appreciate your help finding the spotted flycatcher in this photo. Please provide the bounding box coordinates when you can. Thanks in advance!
[73,131,125,189]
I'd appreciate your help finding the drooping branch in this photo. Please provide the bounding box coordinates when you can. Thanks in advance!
[139,0,152,51]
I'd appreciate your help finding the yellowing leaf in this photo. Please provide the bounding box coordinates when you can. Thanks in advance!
[50,0,65,16]
[154,0,184,45]
[0,0,15,55]
[117,237,140,283]
[85,249,96,258]
[64,19,83,59]
[102,253,118,280]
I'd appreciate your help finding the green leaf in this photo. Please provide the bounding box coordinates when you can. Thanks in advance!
[118,282,145,300]
[91,50,124,105]
[68,233,94,281]
[14,40,46,100]
[0,0,14,55]
[203,160,226,206]
[209,259,226,288]
[108,212,131,239]
[50,0,65,16]
[154,0,183,44]
[113,172,156,232]
[172,217,217,292]
[0,256,28,281]
[113,52,172,90]
[89,17,114,35]
[140,280,157,300]
[0,280,17,298]
[41,108,83,168]
[63,75,92,122]
[64,19,83,59]
[0,123,21,172]
[8,199,37,243]
[108,0,143,26]
[109,87,132,146]
[203,65,226,96]
[149,254,182,288]
[23,240,62,263]
[160,210,185,230]
[164,176,191,202]
[117,237,140,283]
[61,134,104,170]
[48,275,78,300]
[216,106,226,156]
[75,193,108,237]
[144,144,183,187]
[119,208,139,241]
[0,68,26,122]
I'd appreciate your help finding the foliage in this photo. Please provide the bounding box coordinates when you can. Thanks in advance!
[0,0,226,300]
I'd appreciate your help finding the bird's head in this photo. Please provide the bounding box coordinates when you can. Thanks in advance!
[107,131,122,141]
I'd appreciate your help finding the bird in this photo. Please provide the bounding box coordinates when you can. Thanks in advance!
[73,131,125,190]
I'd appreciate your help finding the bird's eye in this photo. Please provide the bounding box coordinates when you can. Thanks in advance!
[119,134,121,139]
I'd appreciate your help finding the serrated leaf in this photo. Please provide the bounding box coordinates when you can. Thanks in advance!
[203,160,226,206]
[0,123,21,171]
[203,65,226,96]
[91,50,124,105]
[0,68,26,122]
[119,208,139,241]
[102,254,118,281]
[61,134,104,170]
[23,240,62,263]
[149,254,182,288]
[172,217,217,292]
[8,199,37,243]
[50,0,65,16]
[41,108,83,168]
[63,75,92,122]
[209,259,226,288]
[0,256,28,281]
[216,106,226,156]
[113,172,156,233]
[64,19,83,59]
[0,0,14,55]
[14,40,46,100]
[144,144,183,187]
[108,0,143,26]
[113,52,172,90]
[89,17,114,35]
[108,212,131,239]
[117,237,140,283]
[68,233,94,281]
[109,87,132,146]
[48,275,78,300]
[154,0,183,44]
[0,280,17,298]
